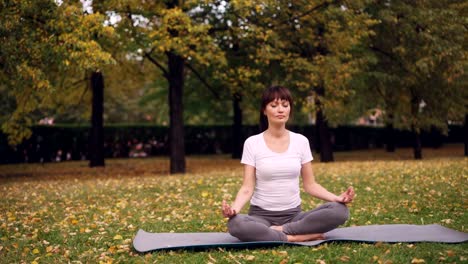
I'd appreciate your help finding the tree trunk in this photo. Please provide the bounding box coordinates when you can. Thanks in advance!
[412,126,422,160]
[167,52,186,174]
[410,95,422,160]
[231,93,243,159]
[464,113,468,157]
[316,107,334,162]
[89,71,105,167]
[314,86,334,162]
[385,119,396,152]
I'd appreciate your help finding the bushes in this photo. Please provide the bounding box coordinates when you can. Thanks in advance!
[0,124,463,164]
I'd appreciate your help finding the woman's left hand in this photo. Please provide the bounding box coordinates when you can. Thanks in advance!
[337,186,355,204]
[222,200,237,218]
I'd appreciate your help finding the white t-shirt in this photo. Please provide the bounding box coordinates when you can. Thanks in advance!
[241,131,313,211]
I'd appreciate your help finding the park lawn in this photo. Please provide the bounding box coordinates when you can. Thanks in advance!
[0,146,467,263]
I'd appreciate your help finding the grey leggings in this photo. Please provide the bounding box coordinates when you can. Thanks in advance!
[227,202,349,242]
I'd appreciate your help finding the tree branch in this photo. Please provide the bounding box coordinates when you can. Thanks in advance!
[22,15,47,27]
[370,46,417,78]
[106,8,161,19]
[74,75,90,109]
[231,1,329,30]
[122,5,169,78]
[208,26,229,35]
[144,52,169,78]
[71,76,88,89]
[185,62,220,99]
[292,1,329,20]
[373,80,386,99]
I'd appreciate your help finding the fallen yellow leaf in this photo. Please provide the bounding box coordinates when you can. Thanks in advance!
[340,255,350,262]
[108,246,116,253]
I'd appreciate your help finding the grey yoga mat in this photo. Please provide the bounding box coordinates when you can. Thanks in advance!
[133,224,468,252]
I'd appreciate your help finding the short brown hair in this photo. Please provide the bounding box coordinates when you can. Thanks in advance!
[259,86,294,131]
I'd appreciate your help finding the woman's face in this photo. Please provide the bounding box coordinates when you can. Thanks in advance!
[263,98,290,125]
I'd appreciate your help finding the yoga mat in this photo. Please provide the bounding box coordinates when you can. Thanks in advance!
[133,224,468,253]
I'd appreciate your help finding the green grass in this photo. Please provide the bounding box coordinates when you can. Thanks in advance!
[1,145,467,263]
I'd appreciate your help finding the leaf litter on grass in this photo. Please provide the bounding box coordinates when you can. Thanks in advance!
[0,147,467,263]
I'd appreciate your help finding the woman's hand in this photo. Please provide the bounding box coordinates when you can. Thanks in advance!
[337,186,355,204]
[222,200,237,218]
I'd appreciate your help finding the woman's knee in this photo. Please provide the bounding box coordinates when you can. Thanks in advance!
[227,215,246,237]
[328,202,349,224]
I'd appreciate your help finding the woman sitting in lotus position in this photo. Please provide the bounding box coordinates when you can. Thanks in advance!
[222,86,355,242]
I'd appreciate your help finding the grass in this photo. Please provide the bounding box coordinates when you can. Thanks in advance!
[0,145,467,263]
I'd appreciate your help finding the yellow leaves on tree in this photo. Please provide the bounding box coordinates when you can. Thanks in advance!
[147,7,224,67]
[0,1,115,145]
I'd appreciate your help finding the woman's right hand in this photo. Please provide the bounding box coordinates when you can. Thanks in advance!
[337,186,355,204]
[222,200,237,218]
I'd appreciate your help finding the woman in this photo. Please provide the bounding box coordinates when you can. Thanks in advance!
[222,86,355,242]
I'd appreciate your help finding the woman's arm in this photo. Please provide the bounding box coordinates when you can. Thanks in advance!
[301,162,354,203]
[222,164,256,218]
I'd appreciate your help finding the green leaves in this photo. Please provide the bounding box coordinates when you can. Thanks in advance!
[364,0,467,133]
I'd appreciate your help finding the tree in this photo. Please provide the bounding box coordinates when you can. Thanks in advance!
[98,1,225,173]
[366,0,467,159]
[212,22,265,158]
[227,0,376,161]
[0,1,114,146]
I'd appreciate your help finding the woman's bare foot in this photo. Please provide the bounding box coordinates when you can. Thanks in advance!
[270,225,283,232]
[286,233,325,242]
[270,226,324,242]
